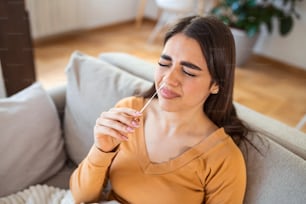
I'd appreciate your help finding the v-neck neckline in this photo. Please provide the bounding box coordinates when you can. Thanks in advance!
[137,98,228,174]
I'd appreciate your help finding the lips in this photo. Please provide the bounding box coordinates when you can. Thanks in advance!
[160,87,180,99]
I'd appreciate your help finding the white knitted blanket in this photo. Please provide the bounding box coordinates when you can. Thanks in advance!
[0,185,73,204]
[0,185,119,204]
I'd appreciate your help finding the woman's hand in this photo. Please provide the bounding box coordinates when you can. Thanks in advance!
[94,108,141,152]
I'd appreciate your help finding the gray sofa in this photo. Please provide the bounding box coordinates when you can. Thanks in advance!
[1,51,306,203]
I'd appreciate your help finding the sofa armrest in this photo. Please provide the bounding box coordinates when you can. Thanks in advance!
[47,84,66,121]
[99,52,155,82]
[235,102,306,160]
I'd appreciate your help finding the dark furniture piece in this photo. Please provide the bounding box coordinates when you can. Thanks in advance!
[0,0,36,96]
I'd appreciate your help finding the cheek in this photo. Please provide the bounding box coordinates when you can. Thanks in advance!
[154,68,163,83]
[184,80,211,97]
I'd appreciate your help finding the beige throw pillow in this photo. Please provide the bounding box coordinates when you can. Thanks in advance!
[0,83,66,196]
[64,51,152,164]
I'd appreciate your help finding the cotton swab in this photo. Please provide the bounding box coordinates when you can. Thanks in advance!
[139,83,165,113]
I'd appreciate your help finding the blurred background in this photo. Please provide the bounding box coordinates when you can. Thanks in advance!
[0,0,305,132]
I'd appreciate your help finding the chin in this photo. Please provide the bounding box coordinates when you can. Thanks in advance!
[158,98,181,112]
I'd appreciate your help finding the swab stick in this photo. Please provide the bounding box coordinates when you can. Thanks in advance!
[139,83,165,113]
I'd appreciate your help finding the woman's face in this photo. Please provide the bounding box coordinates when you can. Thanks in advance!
[155,33,218,113]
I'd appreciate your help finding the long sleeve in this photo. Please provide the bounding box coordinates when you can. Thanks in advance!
[69,97,140,203]
[69,145,118,204]
[203,138,246,204]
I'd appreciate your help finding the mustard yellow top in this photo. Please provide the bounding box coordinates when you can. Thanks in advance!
[70,97,246,204]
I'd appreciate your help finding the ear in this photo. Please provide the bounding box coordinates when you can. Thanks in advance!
[210,83,219,94]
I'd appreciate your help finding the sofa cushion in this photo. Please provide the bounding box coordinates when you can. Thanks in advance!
[64,51,153,164]
[99,52,155,82]
[236,102,306,160]
[242,134,306,204]
[0,83,66,196]
[235,102,306,203]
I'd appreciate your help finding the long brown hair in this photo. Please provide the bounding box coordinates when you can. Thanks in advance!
[145,15,252,147]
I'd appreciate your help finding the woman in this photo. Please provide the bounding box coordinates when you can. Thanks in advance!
[70,15,249,204]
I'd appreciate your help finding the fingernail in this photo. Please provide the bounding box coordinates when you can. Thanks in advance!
[126,126,134,132]
[131,120,139,127]
[135,111,142,116]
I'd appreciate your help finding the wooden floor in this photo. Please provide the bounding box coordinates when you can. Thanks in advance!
[34,20,306,133]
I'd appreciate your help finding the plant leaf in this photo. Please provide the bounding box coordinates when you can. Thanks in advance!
[280,16,293,35]
[247,25,258,37]
[247,0,257,7]
[231,2,240,12]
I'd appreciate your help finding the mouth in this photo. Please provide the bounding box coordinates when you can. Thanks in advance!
[160,87,180,99]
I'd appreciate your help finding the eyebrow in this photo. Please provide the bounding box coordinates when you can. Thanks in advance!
[160,54,172,61]
[181,61,202,71]
[160,54,203,71]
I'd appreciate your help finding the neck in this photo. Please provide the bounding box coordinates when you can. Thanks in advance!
[156,104,214,136]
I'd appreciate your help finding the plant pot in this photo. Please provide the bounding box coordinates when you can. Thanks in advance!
[230,28,259,67]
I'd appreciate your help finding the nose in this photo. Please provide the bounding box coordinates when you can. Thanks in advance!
[163,67,180,87]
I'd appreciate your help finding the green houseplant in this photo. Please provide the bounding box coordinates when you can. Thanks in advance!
[211,0,301,37]
[210,0,302,66]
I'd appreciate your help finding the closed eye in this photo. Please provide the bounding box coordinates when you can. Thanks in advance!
[158,62,170,67]
[183,70,196,77]
[158,62,196,77]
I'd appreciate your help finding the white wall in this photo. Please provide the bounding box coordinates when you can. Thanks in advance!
[254,0,306,70]
[81,0,138,29]
[26,0,139,39]
[26,0,83,39]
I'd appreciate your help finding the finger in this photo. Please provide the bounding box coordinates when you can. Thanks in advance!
[108,107,142,117]
[94,124,128,141]
[97,118,135,134]
[99,111,140,128]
